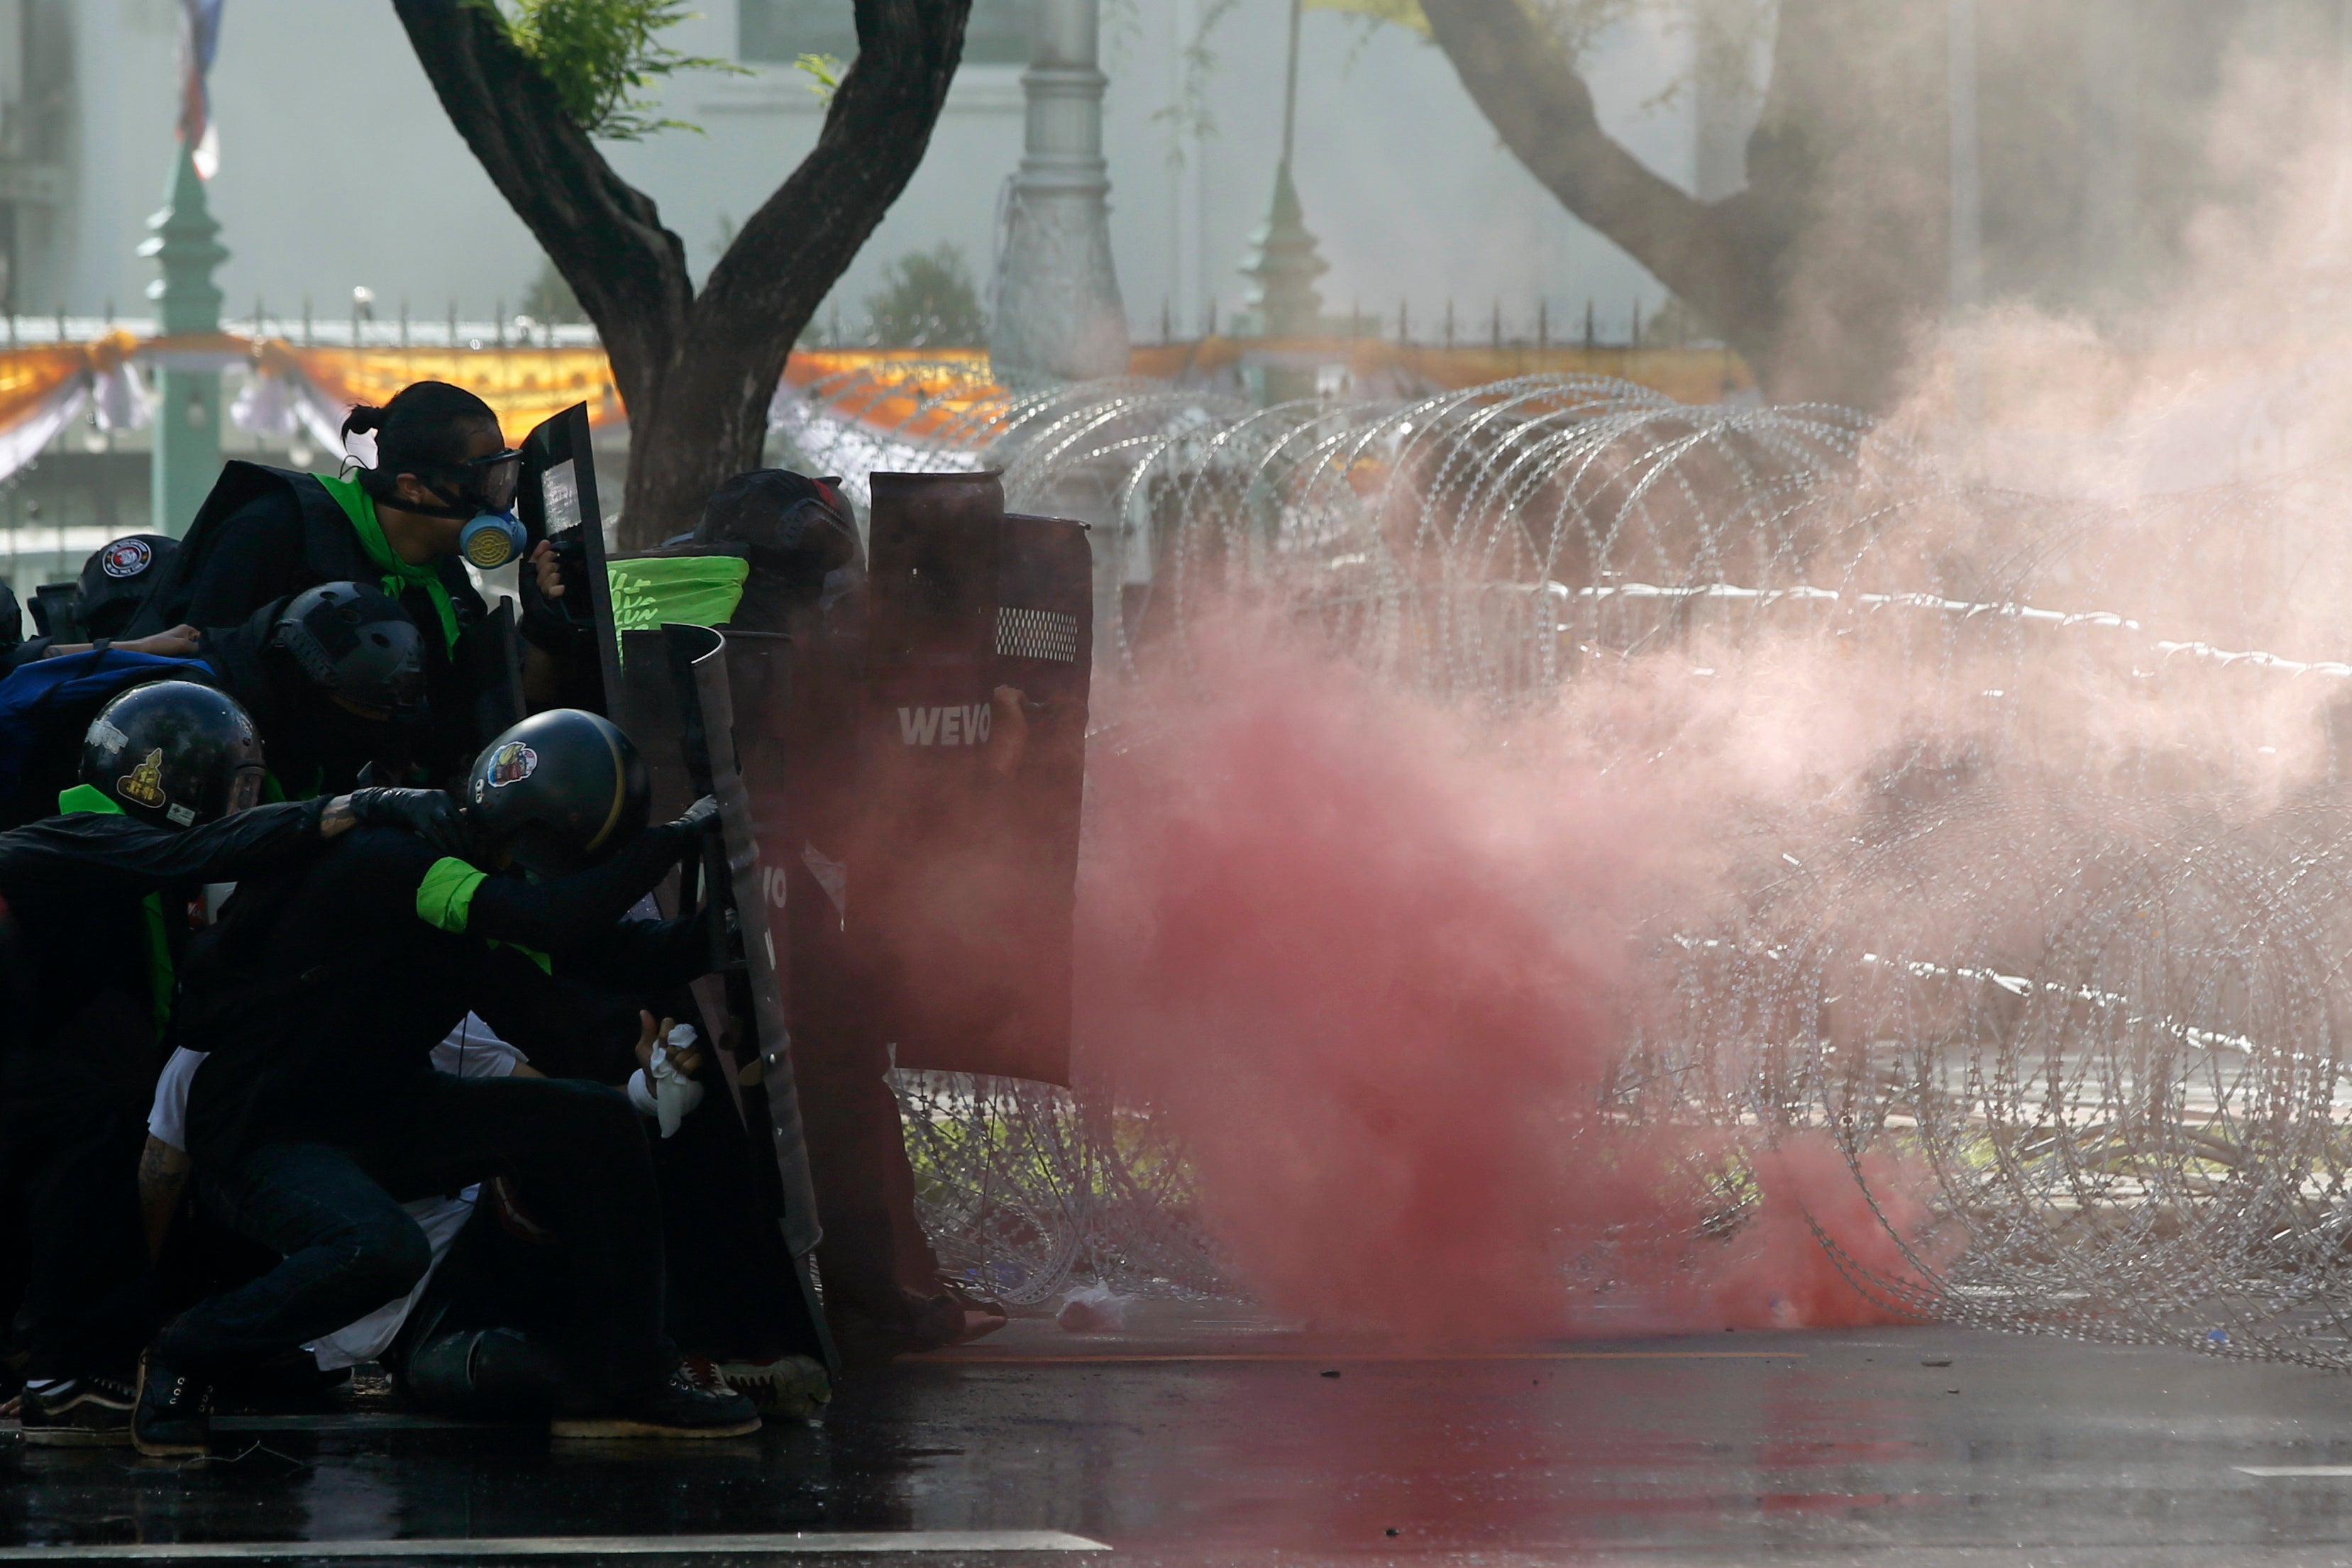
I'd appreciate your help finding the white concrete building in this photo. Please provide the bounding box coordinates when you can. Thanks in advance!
[0,0,1744,600]
[26,0,1723,344]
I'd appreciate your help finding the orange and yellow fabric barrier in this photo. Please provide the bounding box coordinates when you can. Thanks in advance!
[253,340,625,436]
[0,333,1765,479]
[0,339,117,429]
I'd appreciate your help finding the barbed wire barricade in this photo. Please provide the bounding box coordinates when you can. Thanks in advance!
[794,368,2352,1359]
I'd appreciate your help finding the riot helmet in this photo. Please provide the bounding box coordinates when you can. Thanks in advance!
[80,680,265,829]
[77,534,180,640]
[693,470,861,590]
[463,709,649,876]
[272,582,426,719]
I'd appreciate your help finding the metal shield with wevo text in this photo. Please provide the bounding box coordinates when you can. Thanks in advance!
[847,472,1091,1087]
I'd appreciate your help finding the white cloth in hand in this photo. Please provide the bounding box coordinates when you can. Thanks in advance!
[629,1025,705,1137]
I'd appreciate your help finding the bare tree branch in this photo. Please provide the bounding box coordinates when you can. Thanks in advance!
[1418,0,1770,348]
[632,0,972,536]
[1419,0,1958,407]
[391,1,691,421]
[393,0,971,541]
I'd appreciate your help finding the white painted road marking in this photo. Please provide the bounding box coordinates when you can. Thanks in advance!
[0,1533,1109,1559]
[2236,1465,2352,1476]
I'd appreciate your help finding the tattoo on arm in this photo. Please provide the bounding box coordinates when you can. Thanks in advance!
[319,795,358,838]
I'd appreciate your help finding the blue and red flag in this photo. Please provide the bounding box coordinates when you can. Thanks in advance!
[178,0,226,178]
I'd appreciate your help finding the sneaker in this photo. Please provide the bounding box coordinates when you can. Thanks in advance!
[715,1354,831,1418]
[132,1352,211,1458]
[678,1355,733,1398]
[549,1362,761,1440]
[18,1375,135,1446]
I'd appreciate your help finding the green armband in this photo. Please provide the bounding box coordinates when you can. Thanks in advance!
[416,856,488,934]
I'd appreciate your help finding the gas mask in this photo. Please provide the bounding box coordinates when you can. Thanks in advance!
[459,509,529,569]
[394,446,528,568]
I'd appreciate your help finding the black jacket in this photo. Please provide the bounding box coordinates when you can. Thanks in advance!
[181,822,705,1163]
[0,798,332,1095]
[129,464,483,642]
[128,464,497,785]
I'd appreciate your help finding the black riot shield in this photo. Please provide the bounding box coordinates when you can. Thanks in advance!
[846,472,1093,1086]
[516,401,616,714]
[981,513,1093,1074]
[658,622,837,1372]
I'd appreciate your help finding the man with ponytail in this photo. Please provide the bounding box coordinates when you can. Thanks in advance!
[126,382,524,783]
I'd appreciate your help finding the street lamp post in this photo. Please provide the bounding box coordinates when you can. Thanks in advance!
[138,143,226,537]
[990,0,1129,388]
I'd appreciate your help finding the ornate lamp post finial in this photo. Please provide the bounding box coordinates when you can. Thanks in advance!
[138,141,228,536]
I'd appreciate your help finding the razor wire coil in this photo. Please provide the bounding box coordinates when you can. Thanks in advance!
[786,368,2352,1362]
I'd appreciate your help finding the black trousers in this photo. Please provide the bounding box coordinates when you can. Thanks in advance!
[788,854,940,1320]
[0,1049,150,1380]
[162,1073,672,1396]
[390,1084,827,1369]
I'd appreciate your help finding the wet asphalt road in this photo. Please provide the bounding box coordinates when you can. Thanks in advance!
[11,1308,2352,1565]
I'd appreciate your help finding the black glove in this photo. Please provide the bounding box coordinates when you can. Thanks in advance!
[656,795,721,844]
[348,787,473,860]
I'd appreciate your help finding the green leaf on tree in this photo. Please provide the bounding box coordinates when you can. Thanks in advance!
[475,0,749,140]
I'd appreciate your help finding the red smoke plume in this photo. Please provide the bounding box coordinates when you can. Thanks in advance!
[1074,624,1931,1341]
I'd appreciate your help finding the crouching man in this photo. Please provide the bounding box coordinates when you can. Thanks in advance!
[3,680,452,1443]
[138,710,757,1454]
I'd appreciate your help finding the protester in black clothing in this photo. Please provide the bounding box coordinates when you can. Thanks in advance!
[6,534,199,670]
[0,680,455,1443]
[0,584,431,829]
[375,1004,831,1423]
[683,471,989,1359]
[141,710,758,1455]
[125,382,532,782]
[202,582,429,800]
[131,383,512,639]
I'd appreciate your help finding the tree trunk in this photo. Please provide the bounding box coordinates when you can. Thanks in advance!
[1736,0,1948,408]
[1419,0,1949,410]
[394,0,971,546]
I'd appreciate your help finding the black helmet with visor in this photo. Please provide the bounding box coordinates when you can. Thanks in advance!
[80,680,267,829]
[272,582,427,719]
[462,709,651,878]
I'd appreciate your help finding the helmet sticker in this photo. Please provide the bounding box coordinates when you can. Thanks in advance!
[99,538,153,579]
[485,741,539,788]
[165,803,196,827]
[118,748,167,809]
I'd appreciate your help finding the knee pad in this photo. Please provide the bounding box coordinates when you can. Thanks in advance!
[398,1325,566,1420]
[469,1327,569,1413]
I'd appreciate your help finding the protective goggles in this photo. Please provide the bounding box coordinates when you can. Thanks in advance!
[440,447,523,514]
